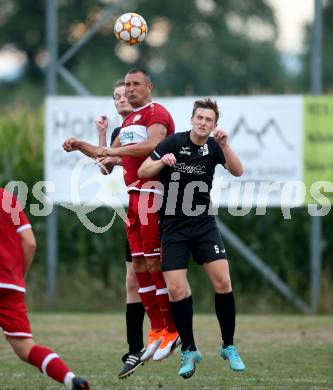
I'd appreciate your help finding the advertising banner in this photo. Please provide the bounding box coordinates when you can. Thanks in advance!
[45,95,332,209]
[303,96,333,205]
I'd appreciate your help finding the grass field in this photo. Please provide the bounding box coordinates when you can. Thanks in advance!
[0,314,332,389]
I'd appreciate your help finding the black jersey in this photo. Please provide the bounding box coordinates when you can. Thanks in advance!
[151,131,226,217]
[110,126,121,146]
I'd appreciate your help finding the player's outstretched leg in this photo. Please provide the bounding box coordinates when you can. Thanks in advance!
[7,338,90,389]
[27,344,91,389]
[220,344,245,371]
[178,349,203,379]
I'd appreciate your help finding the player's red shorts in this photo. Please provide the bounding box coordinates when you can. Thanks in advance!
[0,289,32,338]
[126,191,161,258]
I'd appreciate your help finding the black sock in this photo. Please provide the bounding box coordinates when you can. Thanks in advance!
[187,295,193,316]
[215,291,235,348]
[170,296,196,352]
[126,302,145,353]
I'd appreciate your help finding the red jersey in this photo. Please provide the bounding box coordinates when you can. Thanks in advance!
[119,102,175,192]
[0,188,31,293]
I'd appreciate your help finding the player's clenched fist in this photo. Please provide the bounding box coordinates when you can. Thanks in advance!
[161,153,177,167]
[95,115,108,134]
[63,137,80,152]
[213,128,228,146]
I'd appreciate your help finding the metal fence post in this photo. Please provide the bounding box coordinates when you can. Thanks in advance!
[46,0,58,306]
[310,0,323,313]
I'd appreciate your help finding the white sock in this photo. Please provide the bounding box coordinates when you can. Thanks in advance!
[64,372,75,389]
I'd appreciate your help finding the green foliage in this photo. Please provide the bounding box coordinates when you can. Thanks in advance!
[300,0,333,93]
[0,106,43,187]
[0,0,290,104]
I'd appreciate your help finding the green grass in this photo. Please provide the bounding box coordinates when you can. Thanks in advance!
[0,314,332,389]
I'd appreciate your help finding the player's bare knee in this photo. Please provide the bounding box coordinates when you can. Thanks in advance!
[167,281,187,301]
[8,337,34,362]
[126,272,139,294]
[132,257,147,273]
[126,274,139,291]
[213,276,232,293]
[145,257,160,273]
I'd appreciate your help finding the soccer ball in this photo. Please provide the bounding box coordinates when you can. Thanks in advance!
[114,13,148,45]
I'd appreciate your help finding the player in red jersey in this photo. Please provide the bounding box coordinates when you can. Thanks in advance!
[96,69,180,362]
[63,80,146,379]
[0,188,90,389]
[64,68,180,362]
[96,82,147,378]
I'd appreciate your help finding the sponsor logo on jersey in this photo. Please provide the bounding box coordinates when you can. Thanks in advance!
[179,146,191,156]
[133,114,142,123]
[174,162,206,175]
[198,143,209,156]
[120,131,134,143]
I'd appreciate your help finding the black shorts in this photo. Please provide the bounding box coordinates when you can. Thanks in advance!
[160,215,227,271]
[125,237,132,262]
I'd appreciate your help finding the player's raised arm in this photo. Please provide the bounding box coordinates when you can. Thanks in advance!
[138,157,164,178]
[213,128,243,177]
[96,115,108,147]
[96,123,167,158]
[139,153,176,178]
[139,132,177,178]
[63,137,99,158]
[96,116,123,175]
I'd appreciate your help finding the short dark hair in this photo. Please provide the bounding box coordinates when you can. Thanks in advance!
[126,68,152,83]
[114,79,125,89]
[192,98,219,123]
[113,79,125,99]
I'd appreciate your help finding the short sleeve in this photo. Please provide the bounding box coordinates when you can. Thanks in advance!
[146,104,173,131]
[151,134,178,161]
[110,126,121,146]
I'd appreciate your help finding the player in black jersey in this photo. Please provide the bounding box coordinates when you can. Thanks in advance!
[64,81,146,379]
[138,98,245,378]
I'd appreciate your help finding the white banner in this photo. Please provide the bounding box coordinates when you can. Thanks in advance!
[45,95,303,208]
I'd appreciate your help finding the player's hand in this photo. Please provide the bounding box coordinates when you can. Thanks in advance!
[161,153,177,167]
[213,128,228,147]
[96,146,116,158]
[95,115,108,134]
[63,137,80,152]
[96,156,118,166]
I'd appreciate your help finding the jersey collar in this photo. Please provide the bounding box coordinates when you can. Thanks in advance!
[132,101,154,112]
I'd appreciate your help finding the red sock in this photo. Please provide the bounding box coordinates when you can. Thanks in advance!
[28,345,74,384]
[136,271,164,330]
[151,270,177,332]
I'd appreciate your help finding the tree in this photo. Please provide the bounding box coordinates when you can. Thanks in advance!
[300,0,333,93]
[0,0,288,98]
